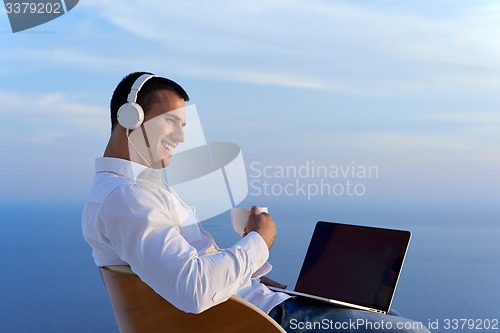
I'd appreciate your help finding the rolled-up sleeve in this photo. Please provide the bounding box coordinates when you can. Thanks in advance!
[98,184,269,314]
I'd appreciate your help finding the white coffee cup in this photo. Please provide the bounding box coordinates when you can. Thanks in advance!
[230,207,269,236]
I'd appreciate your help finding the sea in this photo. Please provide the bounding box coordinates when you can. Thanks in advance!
[0,201,499,333]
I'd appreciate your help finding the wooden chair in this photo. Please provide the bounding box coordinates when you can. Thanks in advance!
[100,266,286,333]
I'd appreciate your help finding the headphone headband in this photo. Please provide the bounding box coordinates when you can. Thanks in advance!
[127,73,156,103]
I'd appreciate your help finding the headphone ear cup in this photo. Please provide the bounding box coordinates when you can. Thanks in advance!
[117,102,145,130]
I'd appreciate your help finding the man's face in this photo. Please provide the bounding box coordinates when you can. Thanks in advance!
[128,90,187,168]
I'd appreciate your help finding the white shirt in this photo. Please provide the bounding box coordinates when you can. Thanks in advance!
[82,157,289,314]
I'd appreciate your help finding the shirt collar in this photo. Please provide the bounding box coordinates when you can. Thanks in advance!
[95,157,150,180]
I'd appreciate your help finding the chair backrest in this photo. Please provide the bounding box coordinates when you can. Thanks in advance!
[100,266,286,333]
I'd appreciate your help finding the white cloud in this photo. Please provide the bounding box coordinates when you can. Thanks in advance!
[304,130,500,188]
[414,111,500,145]
[2,0,497,95]
[0,91,108,144]
[0,91,109,201]
[417,112,500,124]
[72,0,500,94]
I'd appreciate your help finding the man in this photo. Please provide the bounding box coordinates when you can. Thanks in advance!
[82,72,430,332]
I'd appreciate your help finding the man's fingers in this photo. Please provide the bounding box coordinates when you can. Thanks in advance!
[250,205,260,215]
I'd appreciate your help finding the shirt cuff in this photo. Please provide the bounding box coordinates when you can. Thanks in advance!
[252,261,272,279]
[234,231,269,272]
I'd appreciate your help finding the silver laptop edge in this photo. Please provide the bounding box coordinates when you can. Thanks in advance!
[385,231,412,313]
[268,286,388,314]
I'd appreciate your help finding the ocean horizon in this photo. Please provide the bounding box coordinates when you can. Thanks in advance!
[1,201,498,333]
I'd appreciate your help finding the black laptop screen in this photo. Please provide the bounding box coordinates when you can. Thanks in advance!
[294,221,411,311]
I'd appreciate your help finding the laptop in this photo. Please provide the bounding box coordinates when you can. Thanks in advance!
[269,221,411,314]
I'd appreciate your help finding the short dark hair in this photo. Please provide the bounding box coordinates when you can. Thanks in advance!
[109,71,190,132]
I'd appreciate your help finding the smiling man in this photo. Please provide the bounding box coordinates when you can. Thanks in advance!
[82,72,431,333]
[104,74,187,168]
[82,72,287,314]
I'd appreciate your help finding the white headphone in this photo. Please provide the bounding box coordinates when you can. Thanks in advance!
[117,73,156,130]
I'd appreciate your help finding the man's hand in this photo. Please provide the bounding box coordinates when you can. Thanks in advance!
[260,276,287,289]
[244,205,277,250]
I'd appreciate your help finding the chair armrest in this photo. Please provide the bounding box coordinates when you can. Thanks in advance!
[100,266,286,333]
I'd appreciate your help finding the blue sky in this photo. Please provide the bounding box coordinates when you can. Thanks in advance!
[1,1,499,209]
